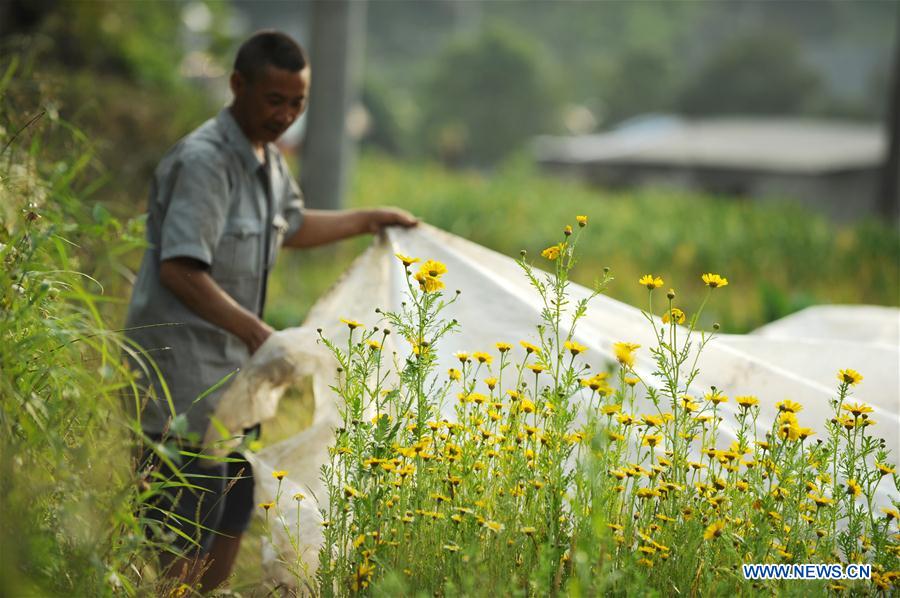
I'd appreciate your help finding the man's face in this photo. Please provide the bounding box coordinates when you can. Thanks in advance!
[231,64,310,144]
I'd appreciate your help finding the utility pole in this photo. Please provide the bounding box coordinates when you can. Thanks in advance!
[878,9,900,224]
[301,0,367,210]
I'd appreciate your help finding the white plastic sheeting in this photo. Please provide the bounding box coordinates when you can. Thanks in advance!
[749,305,899,347]
[209,224,899,580]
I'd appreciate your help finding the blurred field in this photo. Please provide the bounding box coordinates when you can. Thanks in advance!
[266,152,900,335]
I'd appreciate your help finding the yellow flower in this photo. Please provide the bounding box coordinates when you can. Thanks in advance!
[613,342,640,368]
[701,273,729,288]
[705,391,728,405]
[641,414,664,428]
[736,395,758,408]
[293,492,305,501]
[778,421,801,442]
[846,479,862,497]
[520,341,541,355]
[454,351,470,363]
[576,215,588,227]
[838,369,863,385]
[352,559,375,592]
[882,507,899,520]
[841,402,873,418]
[796,427,815,441]
[541,243,565,261]
[448,368,461,381]
[483,520,503,533]
[469,392,487,405]
[272,470,288,481]
[418,259,447,278]
[564,224,573,236]
[472,351,492,364]
[495,342,512,352]
[704,521,725,540]
[680,396,699,412]
[344,485,364,499]
[366,339,382,350]
[564,339,587,356]
[601,404,621,416]
[776,399,803,413]
[624,376,639,387]
[876,463,895,476]
[808,493,833,507]
[340,318,364,330]
[520,526,537,536]
[484,377,498,390]
[395,253,419,267]
[527,363,546,374]
[414,271,445,293]
[259,501,275,511]
[642,434,662,448]
[662,307,686,324]
[581,373,610,393]
[520,399,536,414]
[639,274,664,290]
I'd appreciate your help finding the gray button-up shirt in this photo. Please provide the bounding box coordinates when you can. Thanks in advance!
[125,108,304,436]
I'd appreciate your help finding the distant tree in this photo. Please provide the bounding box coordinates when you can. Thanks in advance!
[418,23,561,167]
[360,77,408,156]
[590,46,678,127]
[0,0,57,38]
[677,30,824,116]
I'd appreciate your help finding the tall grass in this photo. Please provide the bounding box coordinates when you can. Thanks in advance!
[0,65,154,595]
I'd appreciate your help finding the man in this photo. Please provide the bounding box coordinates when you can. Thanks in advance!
[125,31,416,591]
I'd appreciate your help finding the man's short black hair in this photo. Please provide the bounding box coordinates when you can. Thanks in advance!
[233,30,308,82]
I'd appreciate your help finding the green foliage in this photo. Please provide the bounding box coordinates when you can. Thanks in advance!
[32,0,184,88]
[265,222,898,595]
[677,29,825,116]
[0,73,154,595]
[360,77,411,157]
[589,46,678,126]
[1,3,222,219]
[418,22,562,166]
[332,153,899,334]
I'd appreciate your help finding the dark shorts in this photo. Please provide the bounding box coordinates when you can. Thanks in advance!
[138,426,259,555]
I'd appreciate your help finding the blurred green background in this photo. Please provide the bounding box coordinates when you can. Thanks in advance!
[4,0,897,333]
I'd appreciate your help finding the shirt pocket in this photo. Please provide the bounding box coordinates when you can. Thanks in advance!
[268,214,289,269]
[212,218,262,279]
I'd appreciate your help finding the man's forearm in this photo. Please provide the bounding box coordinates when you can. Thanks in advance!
[283,209,368,248]
[159,258,272,353]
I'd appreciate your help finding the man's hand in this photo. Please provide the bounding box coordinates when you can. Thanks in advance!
[240,318,275,355]
[160,257,274,355]
[362,207,418,234]
[284,207,419,248]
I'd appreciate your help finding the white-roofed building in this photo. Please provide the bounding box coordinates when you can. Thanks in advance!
[534,115,887,221]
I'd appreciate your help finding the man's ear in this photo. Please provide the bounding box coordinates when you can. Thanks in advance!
[229,71,246,97]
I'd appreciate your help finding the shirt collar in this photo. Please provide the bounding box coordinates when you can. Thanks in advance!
[216,107,268,173]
